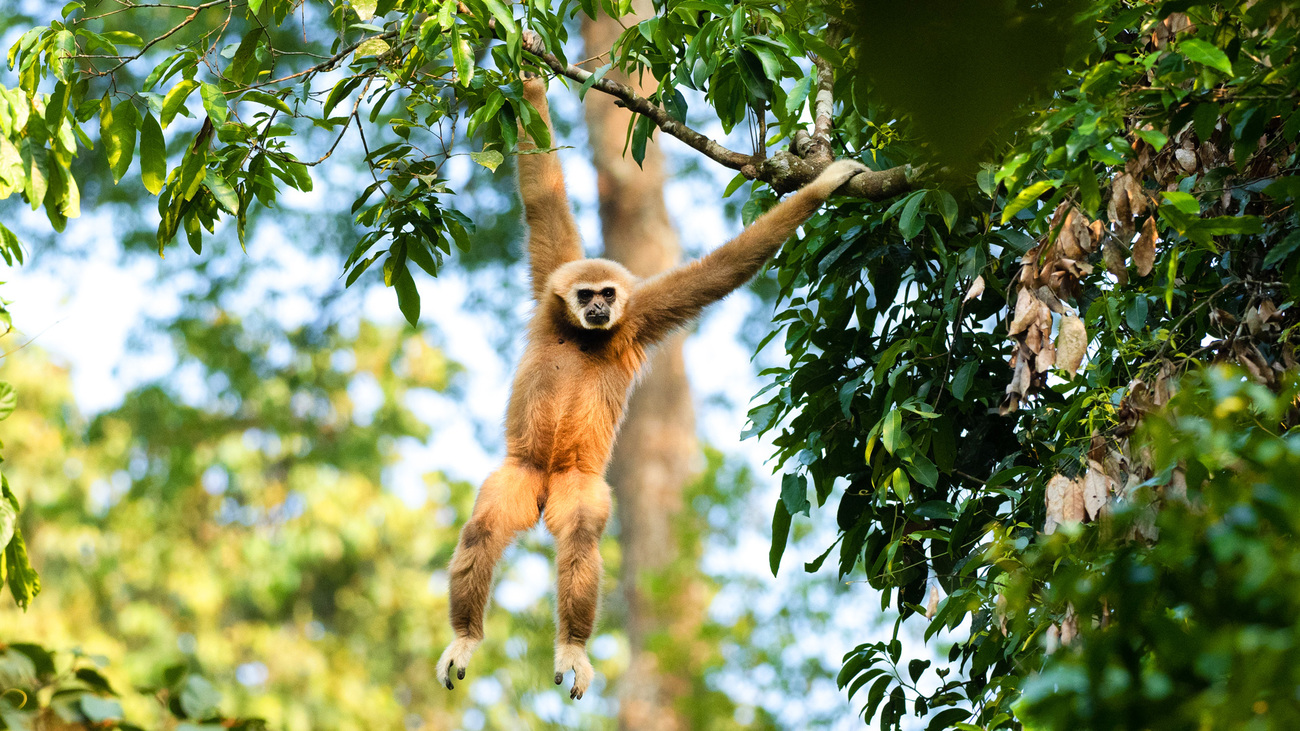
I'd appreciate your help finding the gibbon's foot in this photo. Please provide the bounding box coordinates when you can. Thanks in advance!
[554,643,594,700]
[813,159,871,197]
[435,636,481,690]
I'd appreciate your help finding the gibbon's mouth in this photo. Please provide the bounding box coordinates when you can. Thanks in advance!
[584,310,611,327]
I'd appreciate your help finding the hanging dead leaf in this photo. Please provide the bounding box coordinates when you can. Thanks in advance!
[1103,240,1129,286]
[926,584,940,619]
[1166,468,1188,504]
[1056,316,1087,377]
[1009,288,1039,335]
[964,275,985,303]
[1044,474,1084,533]
[1134,216,1158,276]
[1060,606,1078,645]
[1109,175,1134,238]
[1045,624,1061,654]
[1125,175,1148,217]
[1083,461,1110,520]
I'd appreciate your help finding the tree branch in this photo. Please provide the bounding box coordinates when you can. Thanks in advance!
[520,30,914,201]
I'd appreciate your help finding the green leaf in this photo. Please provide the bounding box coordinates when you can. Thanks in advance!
[355,37,390,57]
[899,191,926,239]
[177,149,207,201]
[1001,179,1058,223]
[104,99,139,183]
[930,190,958,232]
[1161,190,1199,215]
[393,261,421,326]
[348,0,377,18]
[1132,127,1169,150]
[53,30,76,83]
[199,83,227,125]
[203,169,238,214]
[769,500,792,576]
[1262,230,1300,270]
[179,675,221,720]
[0,382,16,420]
[781,473,810,517]
[323,77,363,118]
[785,75,813,118]
[227,29,263,84]
[161,79,199,128]
[242,89,293,115]
[451,25,474,86]
[891,468,911,501]
[951,361,976,401]
[1180,38,1233,76]
[905,453,938,489]
[0,489,15,550]
[469,150,504,172]
[139,111,166,195]
[881,410,903,455]
[80,696,124,723]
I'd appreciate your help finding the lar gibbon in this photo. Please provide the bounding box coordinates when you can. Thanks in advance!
[437,77,867,700]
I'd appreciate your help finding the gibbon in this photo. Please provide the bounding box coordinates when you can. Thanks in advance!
[436,77,867,700]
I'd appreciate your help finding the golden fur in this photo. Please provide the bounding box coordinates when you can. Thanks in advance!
[437,77,867,699]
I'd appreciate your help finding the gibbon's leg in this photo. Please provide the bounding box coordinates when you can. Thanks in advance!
[518,76,583,300]
[542,471,612,700]
[437,461,544,690]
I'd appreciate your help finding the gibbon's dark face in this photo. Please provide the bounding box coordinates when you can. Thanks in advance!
[576,286,617,328]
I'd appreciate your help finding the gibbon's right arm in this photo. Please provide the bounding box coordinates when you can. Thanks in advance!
[518,77,583,301]
[628,159,868,345]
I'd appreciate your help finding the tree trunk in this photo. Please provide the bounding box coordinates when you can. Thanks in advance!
[582,8,704,730]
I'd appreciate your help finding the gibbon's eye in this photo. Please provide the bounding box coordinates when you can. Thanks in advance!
[577,289,594,304]
[600,288,615,300]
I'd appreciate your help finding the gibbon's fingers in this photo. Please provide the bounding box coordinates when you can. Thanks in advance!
[436,636,481,690]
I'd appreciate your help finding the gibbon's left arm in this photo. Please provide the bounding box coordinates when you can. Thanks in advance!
[628,160,867,345]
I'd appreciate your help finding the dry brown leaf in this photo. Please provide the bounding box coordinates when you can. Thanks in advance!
[964,275,985,303]
[926,585,940,620]
[1044,624,1060,654]
[1037,337,1057,373]
[1175,147,1198,173]
[1009,288,1039,335]
[1083,461,1110,520]
[1056,316,1088,377]
[1103,240,1129,286]
[1166,468,1188,504]
[1134,216,1158,277]
[1125,175,1148,218]
[1109,175,1134,238]
[1060,606,1078,646]
[1045,474,1074,534]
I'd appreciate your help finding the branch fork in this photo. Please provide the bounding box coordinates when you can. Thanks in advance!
[519,30,913,201]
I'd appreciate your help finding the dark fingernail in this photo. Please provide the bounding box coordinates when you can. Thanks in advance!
[458,668,465,680]
[446,680,454,690]
[555,672,563,685]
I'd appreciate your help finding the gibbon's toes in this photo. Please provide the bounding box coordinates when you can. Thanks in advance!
[436,637,481,691]
[554,644,594,701]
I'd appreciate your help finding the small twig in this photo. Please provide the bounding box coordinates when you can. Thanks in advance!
[245,29,399,90]
[92,0,230,77]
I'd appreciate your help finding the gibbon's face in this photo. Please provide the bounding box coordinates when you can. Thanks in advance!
[550,259,633,331]
[571,281,623,329]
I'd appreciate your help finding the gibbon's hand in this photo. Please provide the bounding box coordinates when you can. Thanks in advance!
[809,159,871,199]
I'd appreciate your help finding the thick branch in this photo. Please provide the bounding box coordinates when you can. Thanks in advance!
[808,54,836,162]
[520,30,913,201]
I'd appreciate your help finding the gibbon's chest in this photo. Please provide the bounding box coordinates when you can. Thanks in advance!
[505,330,644,465]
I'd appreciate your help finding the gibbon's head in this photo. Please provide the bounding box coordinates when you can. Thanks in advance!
[549,258,634,331]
